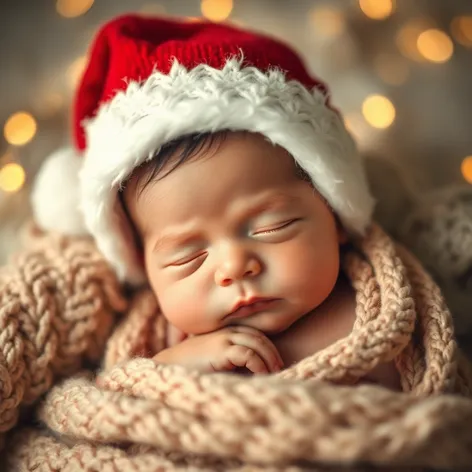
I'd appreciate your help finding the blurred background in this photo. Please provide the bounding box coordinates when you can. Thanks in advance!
[1,0,472,264]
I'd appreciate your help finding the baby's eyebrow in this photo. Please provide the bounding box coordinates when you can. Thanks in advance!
[153,231,200,253]
[243,192,299,216]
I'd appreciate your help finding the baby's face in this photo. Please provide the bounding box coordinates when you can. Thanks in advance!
[124,132,343,335]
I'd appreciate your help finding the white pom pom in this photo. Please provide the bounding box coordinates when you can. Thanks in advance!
[31,147,87,235]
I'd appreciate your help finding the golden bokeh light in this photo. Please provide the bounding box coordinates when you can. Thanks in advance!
[139,3,166,16]
[451,16,472,48]
[373,54,409,86]
[201,0,233,22]
[41,93,65,117]
[56,0,94,18]
[309,6,346,39]
[67,56,88,89]
[417,29,453,63]
[461,156,472,184]
[32,90,65,118]
[4,112,37,146]
[359,0,395,20]
[396,19,433,62]
[362,95,396,129]
[0,163,26,193]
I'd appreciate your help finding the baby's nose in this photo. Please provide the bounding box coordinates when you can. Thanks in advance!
[215,253,262,287]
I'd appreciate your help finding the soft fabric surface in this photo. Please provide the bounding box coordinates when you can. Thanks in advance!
[1,223,471,471]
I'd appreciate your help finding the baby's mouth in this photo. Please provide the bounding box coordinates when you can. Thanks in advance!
[226,297,279,320]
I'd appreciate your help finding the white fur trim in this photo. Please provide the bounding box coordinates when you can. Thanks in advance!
[32,147,87,235]
[81,58,375,282]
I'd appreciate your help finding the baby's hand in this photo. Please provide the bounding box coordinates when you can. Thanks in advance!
[153,326,284,374]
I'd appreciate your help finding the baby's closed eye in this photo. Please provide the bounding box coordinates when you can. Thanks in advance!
[252,218,301,235]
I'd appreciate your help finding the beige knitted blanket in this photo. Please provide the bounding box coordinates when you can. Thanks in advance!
[1,223,472,472]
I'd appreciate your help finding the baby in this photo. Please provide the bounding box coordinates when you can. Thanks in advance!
[120,130,399,388]
[31,15,399,388]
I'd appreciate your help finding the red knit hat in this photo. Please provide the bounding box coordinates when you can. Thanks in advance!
[32,14,374,282]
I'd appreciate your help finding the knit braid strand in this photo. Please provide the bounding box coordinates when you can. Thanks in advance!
[2,224,472,471]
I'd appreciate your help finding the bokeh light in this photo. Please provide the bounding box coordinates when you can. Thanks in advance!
[56,0,94,18]
[362,95,396,129]
[309,6,346,39]
[461,156,472,184]
[67,56,88,89]
[4,112,37,146]
[417,29,453,63]
[38,93,65,118]
[373,54,409,86]
[139,3,166,16]
[0,163,26,193]
[396,19,433,62]
[359,0,395,20]
[201,0,233,22]
[450,16,472,48]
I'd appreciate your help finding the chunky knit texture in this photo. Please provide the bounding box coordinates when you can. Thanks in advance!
[1,223,472,471]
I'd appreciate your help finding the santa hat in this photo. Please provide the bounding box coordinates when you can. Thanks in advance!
[31,14,375,283]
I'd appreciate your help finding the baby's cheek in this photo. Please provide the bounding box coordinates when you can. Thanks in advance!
[275,243,339,303]
[157,283,213,334]
[159,286,194,321]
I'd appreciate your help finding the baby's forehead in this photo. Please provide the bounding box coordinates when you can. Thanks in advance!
[130,130,301,186]
[122,131,303,212]
[121,131,313,229]
[123,131,232,200]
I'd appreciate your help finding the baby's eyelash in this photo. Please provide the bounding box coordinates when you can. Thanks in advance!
[165,219,300,267]
[170,252,206,267]
[254,219,298,235]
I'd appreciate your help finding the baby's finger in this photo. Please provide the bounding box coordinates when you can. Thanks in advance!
[226,345,269,374]
[229,332,281,373]
[227,326,284,369]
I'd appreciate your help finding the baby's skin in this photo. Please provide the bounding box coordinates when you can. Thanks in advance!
[122,131,400,389]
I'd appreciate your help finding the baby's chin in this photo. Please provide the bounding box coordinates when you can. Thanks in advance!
[227,310,306,336]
